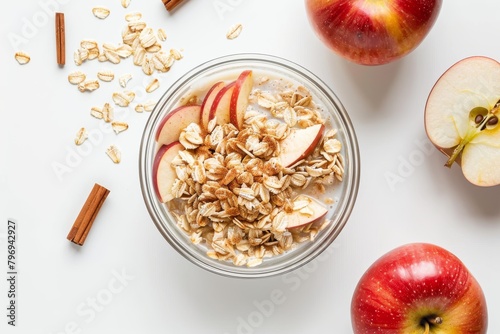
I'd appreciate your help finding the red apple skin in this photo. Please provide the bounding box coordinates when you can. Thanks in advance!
[305,0,442,65]
[155,105,202,146]
[230,70,253,129]
[152,141,183,202]
[209,82,236,126]
[351,243,487,334]
[200,81,225,130]
[279,124,325,167]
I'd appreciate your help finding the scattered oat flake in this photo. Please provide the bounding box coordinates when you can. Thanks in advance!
[78,80,100,92]
[158,28,167,41]
[106,145,121,163]
[119,73,132,88]
[103,103,114,122]
[105,50,121,64]
[92,7,110,19]
[112,91,135,107]
[226,23,242,40]
[170,48,183,60]
[116,44,133,58]
[91,106,104,119]
[68,71,86,85]
[15,51,30,65]
[142,57,155,75]
[135,104,145,113]
[112,121,129,134]
[80,39,98,50]
[97,69,115,82]
[145,78,160,93]
[121,0,131,8]
[125,12,142,22]
[74,128,88,145]
[73,50,83,66]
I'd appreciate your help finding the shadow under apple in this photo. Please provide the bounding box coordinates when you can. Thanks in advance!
[426,152,500,222]
[336,58,404,111]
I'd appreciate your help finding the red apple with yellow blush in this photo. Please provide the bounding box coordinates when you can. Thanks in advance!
[351,243,488,334]
[304,0,443,65]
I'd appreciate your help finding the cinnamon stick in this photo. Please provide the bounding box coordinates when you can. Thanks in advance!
[67,183,110,246]
[55,12,65,65]
[162,0,185,12]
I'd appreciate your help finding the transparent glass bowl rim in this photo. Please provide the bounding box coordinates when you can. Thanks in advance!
[139,53,360,278]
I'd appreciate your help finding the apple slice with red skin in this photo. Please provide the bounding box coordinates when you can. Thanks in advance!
[200,81,225,130]
[229,70,253,129]
[279,123,325,167]
[155,105,202,146]
[351,243,488,334]
[208,82,236,126]
[424,56,500,186]
[286,195,328,229]
[153,141,183,203]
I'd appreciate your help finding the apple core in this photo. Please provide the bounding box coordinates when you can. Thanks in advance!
[446,101,500,167]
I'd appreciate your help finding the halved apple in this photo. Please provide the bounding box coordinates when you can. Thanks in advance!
[208,82,235,126]
[153,141,183,203]
[279,123,325,167]
[425,56,500,186]
[230,70,253,129]
[286,195,328,229]
[155,105,202,146]
[200,81,225,130]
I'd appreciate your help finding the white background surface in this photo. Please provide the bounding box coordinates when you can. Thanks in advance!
[1,0,499,333]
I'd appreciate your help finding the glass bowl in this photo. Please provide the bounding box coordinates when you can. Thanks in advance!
[139,53,360,278]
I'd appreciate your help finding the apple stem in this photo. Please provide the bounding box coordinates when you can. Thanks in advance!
[445,121,484,167]
[423,321,430,334]
[423,316,443,334]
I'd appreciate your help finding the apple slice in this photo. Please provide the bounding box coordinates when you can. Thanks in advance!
[230,70,253,129]
[153,141,183,203]
[200,81,225,130]
[424,56,500,186]
[155,105,202,146]
[286,195,328,229]
[279,123,325,167]
[208,82,235,126]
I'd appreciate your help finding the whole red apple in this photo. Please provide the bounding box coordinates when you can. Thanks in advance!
[351,243,487,333]
[305,0,443,65]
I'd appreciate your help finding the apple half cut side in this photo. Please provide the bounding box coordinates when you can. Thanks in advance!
[230,70,253,129]
[286,195,328,229]
[153,141,183,203]
[279,123,325,167]
[424,56,500,186]
[155,105,202,146]
[200,81,225,131]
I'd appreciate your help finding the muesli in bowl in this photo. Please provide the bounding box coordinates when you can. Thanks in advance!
[139,54,359,278]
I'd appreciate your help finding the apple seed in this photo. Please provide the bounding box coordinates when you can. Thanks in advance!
[446,105,500,167]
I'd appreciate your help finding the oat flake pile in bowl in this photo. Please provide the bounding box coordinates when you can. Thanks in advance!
[139,54,360,278]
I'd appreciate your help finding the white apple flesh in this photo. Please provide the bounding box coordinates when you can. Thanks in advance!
[153,141,184,203]
[155,105,202,146]
[200,81,225,130]
[425,56,500,186]
[230,70,253,129]
[208,82,235,126]
[286,195,328,229]
[279,123,325,167]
